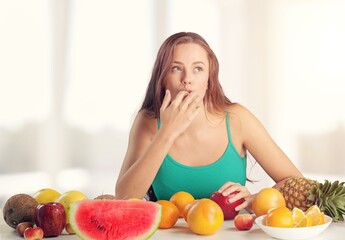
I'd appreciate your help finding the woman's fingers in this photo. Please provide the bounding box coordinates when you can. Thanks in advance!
[178,91,199,111]
[160,90,171,112]
[218,181,239,194]
[229,188,251,203]
[171,91,190,109]
[226,186,252,212]
[187,94,201,112]
[217,181,252,209]
[234,200,250,211]
[189,103,202,120]
[159,90,201,139]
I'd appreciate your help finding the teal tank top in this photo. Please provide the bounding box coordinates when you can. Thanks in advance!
[151,113,247,200]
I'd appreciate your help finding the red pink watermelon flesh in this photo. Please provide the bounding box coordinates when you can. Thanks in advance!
[68,199,162,240]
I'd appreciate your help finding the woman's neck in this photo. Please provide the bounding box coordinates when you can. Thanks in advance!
[186,107,226,134]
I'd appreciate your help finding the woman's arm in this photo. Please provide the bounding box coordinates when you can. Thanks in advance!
[115,111,175,199]
[218,104,303,213]
[237,104,304,187]
[115,90,201,199]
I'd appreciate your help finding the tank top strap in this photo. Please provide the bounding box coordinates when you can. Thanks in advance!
[225,112,232,144]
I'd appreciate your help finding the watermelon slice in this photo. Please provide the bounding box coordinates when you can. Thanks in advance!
[68,199,162,240]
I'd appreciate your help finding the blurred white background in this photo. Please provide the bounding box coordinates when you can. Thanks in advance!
[1,0,345,206]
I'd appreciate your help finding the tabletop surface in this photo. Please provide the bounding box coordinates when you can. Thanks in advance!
[1,212,345,240]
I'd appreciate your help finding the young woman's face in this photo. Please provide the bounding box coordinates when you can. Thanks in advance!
[164,43,209,101]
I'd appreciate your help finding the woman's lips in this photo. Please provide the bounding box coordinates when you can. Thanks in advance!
[180,89,192,93]
[181,90,192,100]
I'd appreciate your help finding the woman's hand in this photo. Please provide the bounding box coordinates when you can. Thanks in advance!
[218,181,254,213]
[159,89,201,139]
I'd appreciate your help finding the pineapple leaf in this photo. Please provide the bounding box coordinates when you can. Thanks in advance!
[328,201,344,221]
[335,185,345,195]
[333,197,345,207]
[322,180,331,193]
[326,181,341,196]
[325,204,338,220]
[328,181,339,194]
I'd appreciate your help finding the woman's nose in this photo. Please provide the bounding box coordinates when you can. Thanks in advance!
[182,79,191,85]
[182,73,192,85]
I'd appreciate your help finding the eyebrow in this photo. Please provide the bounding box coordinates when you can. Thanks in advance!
[173,61,206,65]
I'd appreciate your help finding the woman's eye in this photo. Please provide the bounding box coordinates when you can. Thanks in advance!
[194,67,203,72]
[172,66,182,72]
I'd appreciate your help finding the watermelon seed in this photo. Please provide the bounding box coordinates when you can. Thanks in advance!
[97,225,105,231]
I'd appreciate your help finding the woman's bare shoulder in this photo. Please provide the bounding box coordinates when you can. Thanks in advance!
[226,103,259,131]
[131,110,158,138]
[227,103,251,119]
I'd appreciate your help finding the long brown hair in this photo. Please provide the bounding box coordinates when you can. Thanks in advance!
[140,32,232,118]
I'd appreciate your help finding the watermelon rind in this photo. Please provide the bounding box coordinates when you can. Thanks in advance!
[68,199,162,240]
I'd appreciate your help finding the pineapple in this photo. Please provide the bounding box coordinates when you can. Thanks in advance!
[279,177,345,221]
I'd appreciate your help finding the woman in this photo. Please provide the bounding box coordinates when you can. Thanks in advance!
[115,32,303,212]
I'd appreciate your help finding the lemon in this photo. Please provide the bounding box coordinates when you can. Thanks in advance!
[305,205,325,226]
[32,188,61,203]
[305,205,321,218]
[292,207,306,227]
[56,190,88,222]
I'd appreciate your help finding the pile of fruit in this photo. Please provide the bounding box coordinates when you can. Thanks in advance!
[158,177,344,234]
[4,188,247,238]
[279,177,345,222]
[2,188,162,240]
[156,191,224,235]
[253,186,327,228]
[2,188,89,239]
[155,190,254,235]
[3,177,343,239]
[266,205,324,228]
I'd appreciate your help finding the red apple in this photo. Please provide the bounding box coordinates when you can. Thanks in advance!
[210,191,244,220]
[16,222,34,236]
[34,202,66,237]
[23,227,44,240]
[234,213,254,230]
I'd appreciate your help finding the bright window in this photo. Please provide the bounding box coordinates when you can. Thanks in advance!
[65,0,154,131]
[0,0,50,129]
[283,1,345,134]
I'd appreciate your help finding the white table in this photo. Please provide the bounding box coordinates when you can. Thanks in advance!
[1,214,344,239]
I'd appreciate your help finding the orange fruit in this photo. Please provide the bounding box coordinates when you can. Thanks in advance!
[187,198,224,235]
[311,212,325,226]
[253,188,286,217]
[297,215,313,227]
[182,199,199,222]
[292,207,312,227]
[156,200,179,229]
[305,205,324,225]
[305,205,321,218]
[292,207,305,226]
[169,191,195,217]
[266,206,293,228]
